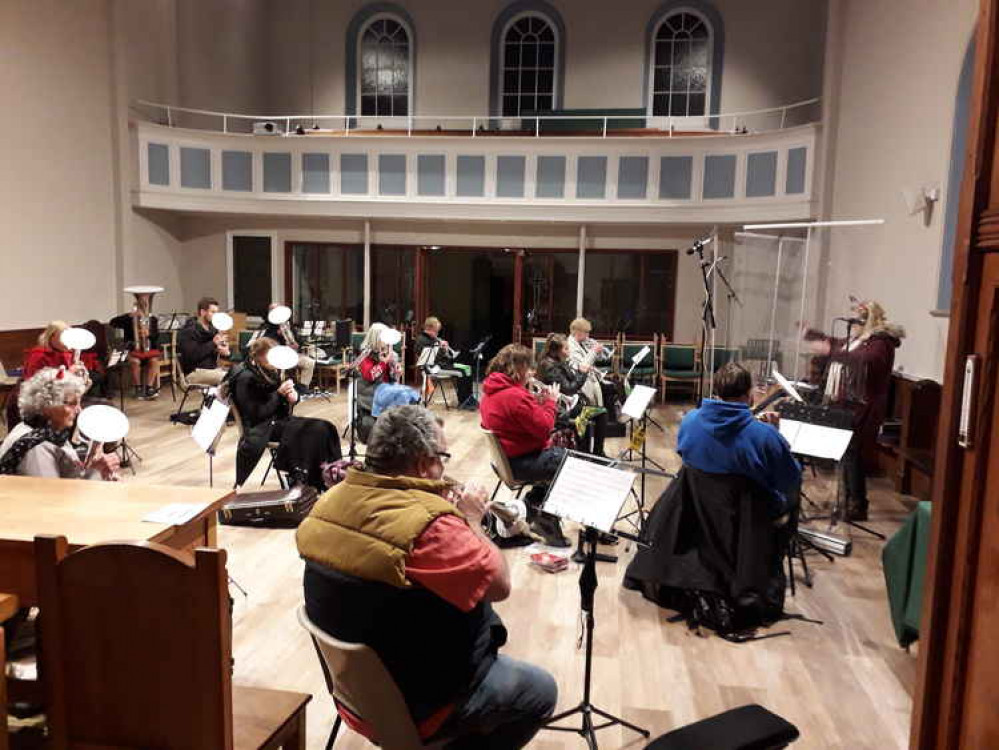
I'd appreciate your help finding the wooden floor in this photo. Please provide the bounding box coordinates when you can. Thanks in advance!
[110,387,917,749]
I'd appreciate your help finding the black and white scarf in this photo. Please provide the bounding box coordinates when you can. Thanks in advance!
[0,424,72,475]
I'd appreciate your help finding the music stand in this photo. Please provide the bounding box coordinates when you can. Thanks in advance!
[540,451,651,749]
[461,334,491,410]
[192,396,229,487]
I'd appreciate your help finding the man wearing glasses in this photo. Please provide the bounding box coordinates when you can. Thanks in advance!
[297,405,556,749]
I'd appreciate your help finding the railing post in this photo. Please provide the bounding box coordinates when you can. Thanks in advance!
[472,117,477,137]
[166,106,173,128]
[223,114,228,134]
[344,115,349,136]
[408,115,412,137]
[286,117,291,134]
[780,107,788,129]
[535,116,540,137]
[602,117,607,138]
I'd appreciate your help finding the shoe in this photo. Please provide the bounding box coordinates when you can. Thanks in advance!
[145,385,160,399]
[494,533,535,549]
[531,514,571,548]
[133,386,146,400]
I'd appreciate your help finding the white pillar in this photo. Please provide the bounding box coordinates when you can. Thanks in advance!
[576,224,587,317]
[363,220,372,328]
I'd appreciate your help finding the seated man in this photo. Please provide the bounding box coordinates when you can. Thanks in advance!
[297,405,556,748]
[177,296,230,386]
[677,362,801,517]
[414,316,473,407]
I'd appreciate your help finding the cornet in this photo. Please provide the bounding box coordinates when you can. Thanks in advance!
[528,377,579,414]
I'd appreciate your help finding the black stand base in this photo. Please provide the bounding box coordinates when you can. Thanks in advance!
[545,529,649,748]
[570,529,616,564]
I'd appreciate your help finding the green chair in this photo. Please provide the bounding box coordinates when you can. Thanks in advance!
[532,337,547,362]
[709,346,741,371]
[659,343,701,402]
[621,339,658,386]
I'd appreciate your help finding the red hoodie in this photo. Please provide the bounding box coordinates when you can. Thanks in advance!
[479,372,556,458]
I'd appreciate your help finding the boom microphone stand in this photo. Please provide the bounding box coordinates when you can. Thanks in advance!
[688,235,717,406]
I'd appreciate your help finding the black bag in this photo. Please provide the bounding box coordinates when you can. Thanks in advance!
[219,485,319,527]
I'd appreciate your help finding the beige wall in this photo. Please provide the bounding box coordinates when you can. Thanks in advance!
[264,0,826,118]
[819,0,977,381]
[0,0,119,330]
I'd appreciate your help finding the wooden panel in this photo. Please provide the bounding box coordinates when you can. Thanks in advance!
[0,328,43,371]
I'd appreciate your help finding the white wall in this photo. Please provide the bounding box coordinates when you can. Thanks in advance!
[263,0,826,118]
[819,0,977,381]
[0,0,119,330]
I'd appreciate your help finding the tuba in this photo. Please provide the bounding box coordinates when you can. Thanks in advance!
[124,286,163,353]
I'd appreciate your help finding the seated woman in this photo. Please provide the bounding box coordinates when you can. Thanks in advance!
[23,321,100,390]
[354,323,404,443]
[536,333,609,455]
[0,368,119,479]
[228,337,341,490]
[110,291,162,400]
[479,344,569,547]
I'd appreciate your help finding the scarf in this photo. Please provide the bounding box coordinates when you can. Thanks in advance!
[0,424,73,475]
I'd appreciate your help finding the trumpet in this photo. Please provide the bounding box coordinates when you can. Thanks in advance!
[580,338,615,384]
[528,377,579,414]
[441,477,540,541]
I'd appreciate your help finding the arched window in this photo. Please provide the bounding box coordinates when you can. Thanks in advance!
[358,15,412,117]
[500,13,558,117]
[649,10,712,118]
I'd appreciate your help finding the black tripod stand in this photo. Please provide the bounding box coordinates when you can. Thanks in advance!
[343,366,364,462]
[459,335,491,410]
[545,526,650,748]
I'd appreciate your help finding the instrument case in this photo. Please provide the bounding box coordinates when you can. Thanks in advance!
[219,484,319,527]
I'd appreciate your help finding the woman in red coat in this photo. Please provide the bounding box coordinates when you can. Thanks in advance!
[23,321,98,383]
[480,344,569,546]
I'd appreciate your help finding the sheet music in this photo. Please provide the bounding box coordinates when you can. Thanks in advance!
[542,456,635,532]
[192,399,229,452]
[143,502,210,525]
[779,419,853,460]
[621,385,656,420]
[416,346,437,367]
[772,366,804,402]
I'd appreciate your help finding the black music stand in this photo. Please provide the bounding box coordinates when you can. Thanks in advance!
[460,334,491,410]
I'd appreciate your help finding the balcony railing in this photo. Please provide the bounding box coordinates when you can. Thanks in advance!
[132,97,821,138]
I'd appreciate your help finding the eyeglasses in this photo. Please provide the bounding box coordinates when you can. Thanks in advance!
[436,451,452,465]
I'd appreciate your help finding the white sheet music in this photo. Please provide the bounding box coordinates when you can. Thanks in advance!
[542,456,635,532]
[192,399,229,452]
[779,419,852,461]
[143,502,210,525]
[621,385,656,420]
[772,366,804,402]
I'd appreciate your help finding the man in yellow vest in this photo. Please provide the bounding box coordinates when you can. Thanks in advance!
[296,405,557,748]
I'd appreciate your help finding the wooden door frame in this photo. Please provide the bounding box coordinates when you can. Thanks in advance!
[912,1,999,747]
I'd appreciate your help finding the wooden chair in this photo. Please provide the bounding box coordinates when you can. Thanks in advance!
[297,606,446,750]
[659,343,701,402]
[481,428,527,502]
[173,355,212,418]
[0,593,18,750]
[34,535,310,750]
[156,329,178,400]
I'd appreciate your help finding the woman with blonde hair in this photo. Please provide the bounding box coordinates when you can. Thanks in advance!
[803,298,905,521]
[23,320,96,383]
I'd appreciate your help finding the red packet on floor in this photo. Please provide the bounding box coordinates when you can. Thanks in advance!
[530,551,570,573]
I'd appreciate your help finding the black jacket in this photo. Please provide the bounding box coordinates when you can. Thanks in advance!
[536,355,587,395]
[414,331,453,368]
[110,313,160,350]
[178,318,220,374]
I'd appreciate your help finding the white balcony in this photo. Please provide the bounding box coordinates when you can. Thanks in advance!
[131,107,819,225]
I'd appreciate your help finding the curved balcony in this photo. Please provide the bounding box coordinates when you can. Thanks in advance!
[131,100,820,224]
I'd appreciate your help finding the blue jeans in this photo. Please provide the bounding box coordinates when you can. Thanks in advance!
[432,656,558,749]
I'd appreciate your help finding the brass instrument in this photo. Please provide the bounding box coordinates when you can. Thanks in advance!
[279,321,297,348]
[123,285,163,352]
[441,476,540,541]
[528,377,579,414]
[580,338,616,384]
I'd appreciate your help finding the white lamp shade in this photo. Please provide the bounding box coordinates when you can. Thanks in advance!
[380,328,402,347]
[77,405,130,443]
[267,345,299,372]
[267,305,292,325]
[212,312,234,331]
[60,327,96,352]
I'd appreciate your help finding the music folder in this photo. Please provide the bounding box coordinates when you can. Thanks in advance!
[542,453,636,533]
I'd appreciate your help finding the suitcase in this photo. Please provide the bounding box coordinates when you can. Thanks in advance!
[219,485,320,527]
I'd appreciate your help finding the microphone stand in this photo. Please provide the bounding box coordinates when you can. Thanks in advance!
[714,257,743,353]
[690,240,717,406]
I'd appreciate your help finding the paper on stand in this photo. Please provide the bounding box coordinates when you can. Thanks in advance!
[621,385,656,420]
[779,419,853,461]
[542,456,635,533]
[192,399,229,452]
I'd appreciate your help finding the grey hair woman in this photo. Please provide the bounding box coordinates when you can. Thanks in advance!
[0,368,118,479]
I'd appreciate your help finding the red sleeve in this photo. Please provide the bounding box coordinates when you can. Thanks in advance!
[359,356,386,383]
[22,349,45,379]
[512,390,556,440]
[405,515,503,612]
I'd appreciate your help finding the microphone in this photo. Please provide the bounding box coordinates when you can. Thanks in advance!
[685,235,714,255]
[835,317,863,325]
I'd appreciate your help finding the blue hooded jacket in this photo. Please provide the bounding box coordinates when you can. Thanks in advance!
[677,398,801,515]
